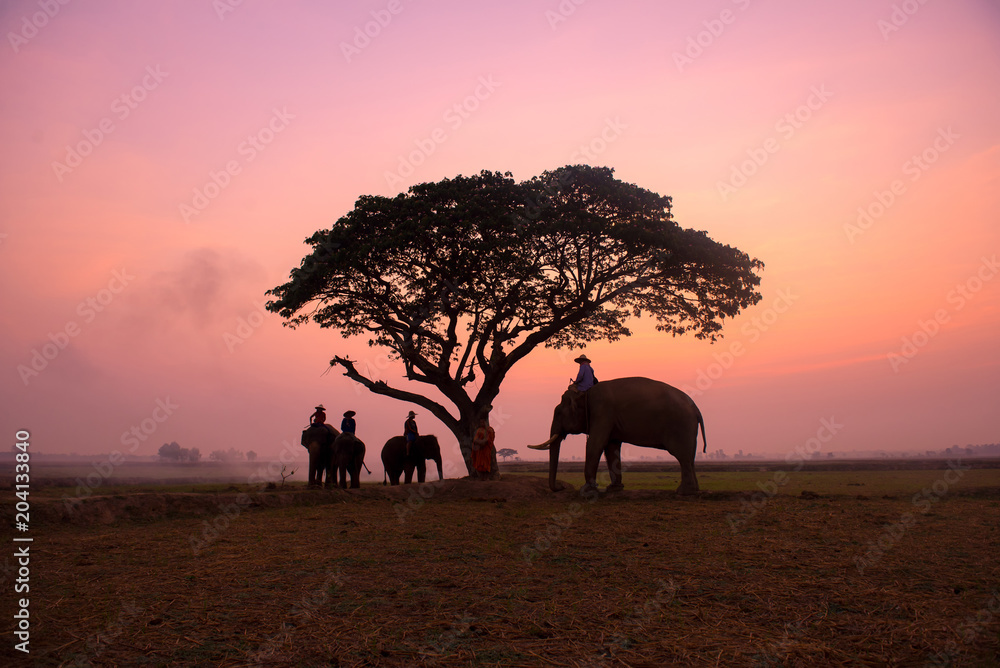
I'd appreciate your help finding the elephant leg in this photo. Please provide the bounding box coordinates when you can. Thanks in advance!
[307,446,320,486]
[676,446,699,494]
[324,449,335,487]
[582,430,610,493]
[404,464,414,485]
[604,441,624,492]
[416,461,426,483]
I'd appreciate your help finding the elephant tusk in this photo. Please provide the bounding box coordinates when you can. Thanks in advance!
[528,434,560,450]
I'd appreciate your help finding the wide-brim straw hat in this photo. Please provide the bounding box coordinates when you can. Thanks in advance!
[343,410,356,418]
[315,404,326,410]
[407,411,417,418]
[574,354,591,364]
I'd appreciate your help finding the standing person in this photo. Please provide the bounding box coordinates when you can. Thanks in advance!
[309,404,327,426]
[341,410,356,434]
[472,417,496,481]
[573,354,597,392]
[404,411,418,456]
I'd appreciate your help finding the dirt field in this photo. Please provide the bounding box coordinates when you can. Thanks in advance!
[3,462,999,667]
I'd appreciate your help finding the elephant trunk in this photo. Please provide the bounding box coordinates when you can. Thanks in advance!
[547,435,564,492]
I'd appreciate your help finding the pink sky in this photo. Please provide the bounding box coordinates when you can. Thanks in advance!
[2,0,999,474]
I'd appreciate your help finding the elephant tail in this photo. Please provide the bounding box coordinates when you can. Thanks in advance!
[362,460,372,475]
[697,407,707,453]
[382,468,387,486]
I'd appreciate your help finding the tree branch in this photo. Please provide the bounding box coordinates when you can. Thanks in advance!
[331,356,461,434]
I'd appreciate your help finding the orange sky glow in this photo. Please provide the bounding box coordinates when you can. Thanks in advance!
[2,1,998,474]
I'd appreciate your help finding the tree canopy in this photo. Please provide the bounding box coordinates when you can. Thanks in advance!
[267,165,762,476]
[158,442,200,462]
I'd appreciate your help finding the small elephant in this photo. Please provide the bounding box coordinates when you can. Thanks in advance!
[332,432,366,489]
[301,424,339,487]
[381,435,443,485]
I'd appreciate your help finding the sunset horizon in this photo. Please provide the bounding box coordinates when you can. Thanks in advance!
[3,0,998,474]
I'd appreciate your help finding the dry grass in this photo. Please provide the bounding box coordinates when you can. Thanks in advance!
[3,474,999,667]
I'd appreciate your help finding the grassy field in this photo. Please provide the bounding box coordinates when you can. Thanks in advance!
[3,460,999,666]
[509,467,1000,497]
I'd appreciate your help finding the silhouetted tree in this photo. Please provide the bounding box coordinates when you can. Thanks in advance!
[267,166,763,476]
[159,442,201,462]
[497,448,518,462]
[158,442,180,461]
[246,450,257,462]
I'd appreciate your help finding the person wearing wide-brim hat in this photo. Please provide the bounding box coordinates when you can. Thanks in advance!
[573,353,597,392]
[404,411,418,455]
[309,404,327,426]
[341,410,357,434]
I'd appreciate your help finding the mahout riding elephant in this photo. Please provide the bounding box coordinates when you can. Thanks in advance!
[529,377,706,495]
[332,432,367,489]
[301,423,339,487]
[381,435,443,485]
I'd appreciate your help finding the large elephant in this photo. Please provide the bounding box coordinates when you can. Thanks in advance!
[332,432,367,489]
[301,424,339,487]
[381,435,443,485]
[529,377,706,495]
